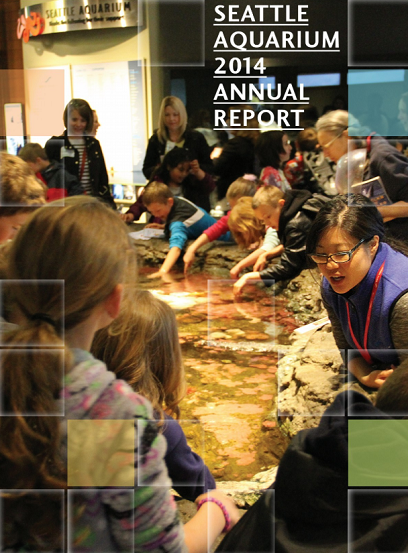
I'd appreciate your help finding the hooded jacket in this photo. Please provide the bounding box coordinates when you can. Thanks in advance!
[259,190,328,284]
[366,135,408,241]
[217,391,408,553]
[61,349,186,553]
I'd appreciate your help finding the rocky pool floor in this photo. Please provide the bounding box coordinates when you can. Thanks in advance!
[139,269,299,481]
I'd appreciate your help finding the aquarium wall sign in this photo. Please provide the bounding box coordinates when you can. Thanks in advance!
[17,0,140,42]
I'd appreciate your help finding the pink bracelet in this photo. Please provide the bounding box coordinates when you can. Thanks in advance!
[196,496,231,533]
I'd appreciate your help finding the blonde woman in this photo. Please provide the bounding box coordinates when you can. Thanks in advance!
[143,95,213,179]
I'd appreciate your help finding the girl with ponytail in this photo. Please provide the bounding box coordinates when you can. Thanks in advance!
[0,196,238,552]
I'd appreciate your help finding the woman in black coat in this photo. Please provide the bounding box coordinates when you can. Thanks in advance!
[45,99,115,208]
[143,96,213,180]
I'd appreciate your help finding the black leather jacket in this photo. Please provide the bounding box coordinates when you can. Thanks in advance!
[142,129,213,180]
[45,131,115,208]
[260,190,328,284]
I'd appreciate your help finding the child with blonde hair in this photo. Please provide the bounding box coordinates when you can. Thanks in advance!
[228,197,284,278]
[183,176,263,273]
[233,184,328,295]
[0,196,238,552]
[0,152,46,243]
[91,289,216,500]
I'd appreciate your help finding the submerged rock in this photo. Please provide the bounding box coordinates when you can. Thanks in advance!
[133,237,249,276]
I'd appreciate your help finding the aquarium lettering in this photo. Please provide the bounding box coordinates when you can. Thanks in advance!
[45,2,131,18]
[212,4,341,131]
[214,30,339,51]
[214,4,309,23]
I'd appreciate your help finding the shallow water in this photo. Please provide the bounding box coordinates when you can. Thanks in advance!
[139,269,299,481]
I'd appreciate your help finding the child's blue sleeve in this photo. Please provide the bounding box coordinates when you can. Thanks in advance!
[169,221,189,250]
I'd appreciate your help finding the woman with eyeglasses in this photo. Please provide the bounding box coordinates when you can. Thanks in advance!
[317,109,408,242]
[315,109,349,163]
[306,194,408,389]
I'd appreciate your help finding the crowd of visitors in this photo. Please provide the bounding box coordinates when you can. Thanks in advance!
[2,94,408,551]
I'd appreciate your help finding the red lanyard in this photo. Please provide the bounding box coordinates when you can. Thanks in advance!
[346,261,385,364]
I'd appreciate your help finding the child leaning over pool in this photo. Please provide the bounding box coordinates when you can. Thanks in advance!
[233,184,328,295]
[184,176,258,273]
[143,181,231,278]
[227,197,283,278]
[91,289,216,501]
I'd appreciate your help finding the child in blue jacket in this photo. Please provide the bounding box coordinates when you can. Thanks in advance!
[143,181,230,278]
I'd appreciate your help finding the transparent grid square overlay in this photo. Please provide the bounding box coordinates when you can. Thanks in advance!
[348,1,408,67]
[0,279,65,346]
[349,419,408,486]
[340,139,386,204]
[67,420,135,487]
[347,349,408,416]
[138,0,205,67]
[67,489,134,553]
[348,69,408,137]
[207,279,276,348]
[348,489,408,553]
[137,419,207,487]
[277,348,346,418]
[1,68,70,206]
[0,489,65,553]
[0,349,65,416]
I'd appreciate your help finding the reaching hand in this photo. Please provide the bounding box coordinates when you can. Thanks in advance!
[145,223,165,229]
[148,270,166,280]
[119,212,134,223]
[233,275,249,297]
[183,250,196,274]
[229,266,240,279]
[254,253,268,272]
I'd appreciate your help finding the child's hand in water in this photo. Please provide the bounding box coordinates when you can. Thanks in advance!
[148,270,166,279]
[233,274,250,296]
[230,266,241,279]
[190,159,205,180]
[183,250,196,274]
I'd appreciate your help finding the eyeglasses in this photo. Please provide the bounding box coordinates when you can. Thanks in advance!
[320,131,345,149]
[308,237,371,265]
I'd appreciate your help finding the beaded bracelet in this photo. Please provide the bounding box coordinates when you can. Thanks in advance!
[196,496,231,533]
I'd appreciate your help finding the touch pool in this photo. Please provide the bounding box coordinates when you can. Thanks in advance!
[139,269,301,482]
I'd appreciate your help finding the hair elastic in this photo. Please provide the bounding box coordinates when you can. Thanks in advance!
[196,496,231,533]
[31,313,58,330]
